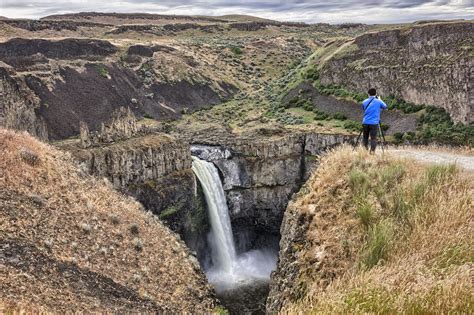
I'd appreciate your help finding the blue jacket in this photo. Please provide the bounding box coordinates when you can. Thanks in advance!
[362,96,387,125]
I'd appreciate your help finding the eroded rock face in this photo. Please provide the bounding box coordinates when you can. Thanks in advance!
[69,134,191,188]
[1,19,113,31]
[0,38,117,60]
[0,66,48,140]
[0,36,237,141]
[79,107,141,148]
[320,22,474,123]
[266,201,312,313]
[191,133,354,238]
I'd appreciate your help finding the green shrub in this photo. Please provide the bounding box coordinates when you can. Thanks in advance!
[393,132,404,144]
[361,220,392,269]
[333,112,347,120]
[305,67,320,81]
[343,120,362,132]
[356,199,374,228]
[314,110,330,120]
[302,101,313,111]
[95,64,108,78]
[143,113,153,119]
[349,168,370,198]
[214,306,229,315]
[230,46,243,55]
[380,123,390,132]
[159,206,180,220]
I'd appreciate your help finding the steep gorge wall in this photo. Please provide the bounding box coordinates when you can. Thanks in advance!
[0,66,48,140]
[191,133,354,250]
[63,134,194,223]
[63,131,354,255]
[320,22,474,123]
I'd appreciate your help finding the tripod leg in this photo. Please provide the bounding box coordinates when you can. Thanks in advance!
[378,124,385,153]
[354,129,363,149]
[380,125,387,145]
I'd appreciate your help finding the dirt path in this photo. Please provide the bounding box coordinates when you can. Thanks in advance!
[389,148,474,171]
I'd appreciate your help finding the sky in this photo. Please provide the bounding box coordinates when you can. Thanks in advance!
[1,0,473,24]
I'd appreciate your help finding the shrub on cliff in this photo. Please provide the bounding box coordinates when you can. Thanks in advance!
[276,147,472,313]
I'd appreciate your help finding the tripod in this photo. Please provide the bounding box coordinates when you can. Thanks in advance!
[354,123,387,153]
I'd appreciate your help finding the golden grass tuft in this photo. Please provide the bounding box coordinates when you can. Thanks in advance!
[282,145,473,313]
[0,129,216,312]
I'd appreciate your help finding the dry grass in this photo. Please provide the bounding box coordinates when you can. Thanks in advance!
[281,146,473,313]
[0,128,216,312]
[391,144,474,156]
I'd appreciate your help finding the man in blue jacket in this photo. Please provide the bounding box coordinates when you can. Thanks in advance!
[362,88,387,153]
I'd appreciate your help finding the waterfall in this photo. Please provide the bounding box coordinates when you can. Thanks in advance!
[192,156,277,292]
[191,157,237,273]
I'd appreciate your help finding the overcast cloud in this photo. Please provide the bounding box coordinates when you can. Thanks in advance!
[1,0,473,23]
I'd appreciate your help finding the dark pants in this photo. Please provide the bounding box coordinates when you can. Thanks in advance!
[363,124,378,152]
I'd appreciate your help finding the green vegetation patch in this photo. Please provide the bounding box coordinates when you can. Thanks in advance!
[229,45,243,55]
[159,205,180,220]
[347,159,463,270]
[95,64,109,78]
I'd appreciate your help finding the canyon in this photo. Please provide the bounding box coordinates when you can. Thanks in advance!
[1,12,473,314]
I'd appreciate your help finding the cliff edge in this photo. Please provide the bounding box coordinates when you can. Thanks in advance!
[267,146,472,313]
[0,128,217,312]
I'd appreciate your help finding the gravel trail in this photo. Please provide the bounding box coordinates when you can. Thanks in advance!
[389,149,474,171]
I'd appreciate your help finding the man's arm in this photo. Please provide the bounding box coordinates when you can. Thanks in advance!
[378,98,388,110]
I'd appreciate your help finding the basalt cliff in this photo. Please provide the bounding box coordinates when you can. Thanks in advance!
[319,22,473,123]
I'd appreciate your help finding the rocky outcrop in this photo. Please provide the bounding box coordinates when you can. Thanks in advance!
[266,201,312,313]
[42,12,227,24]
[320,22,474,123]
[67,133,191,190]
[0,66,48,140]
[0,38,117,60]
[79,107,141,148]
[229,21,308,31]
[1,19,112,31]
[191,132,354,250]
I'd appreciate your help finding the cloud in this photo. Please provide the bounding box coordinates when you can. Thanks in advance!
[1,0,473,23]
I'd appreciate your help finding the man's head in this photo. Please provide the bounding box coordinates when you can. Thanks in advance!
[368,88,377,96]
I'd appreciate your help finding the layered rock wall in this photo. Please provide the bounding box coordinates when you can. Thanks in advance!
[320,22,474,123]
[0,66,48,140]
[192,133,354,240]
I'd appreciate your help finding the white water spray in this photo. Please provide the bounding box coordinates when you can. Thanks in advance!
[192,156,277,292]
